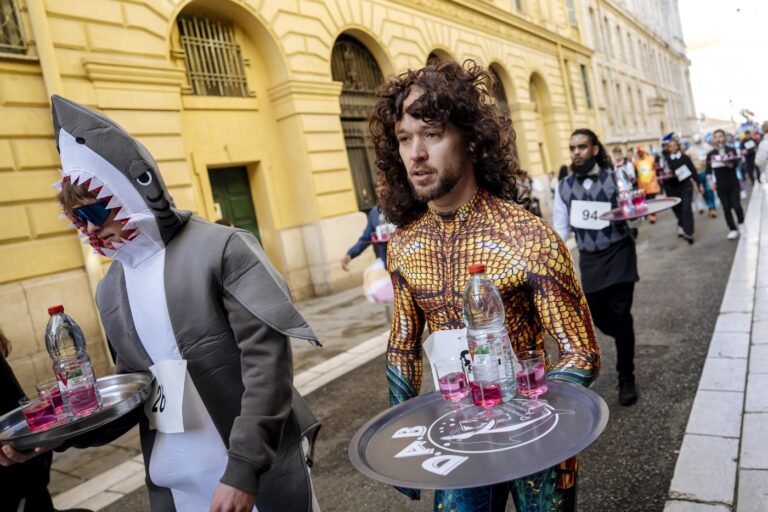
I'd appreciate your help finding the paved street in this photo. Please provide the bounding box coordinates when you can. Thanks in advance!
[102,202,738,512]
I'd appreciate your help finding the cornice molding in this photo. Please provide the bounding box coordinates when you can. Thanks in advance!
[388,0,593,57]
[267,80,343,103]
[82,58,185,86]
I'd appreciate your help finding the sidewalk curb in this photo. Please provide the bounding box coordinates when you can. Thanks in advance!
[52,330,391,510]
[664,184,767,511]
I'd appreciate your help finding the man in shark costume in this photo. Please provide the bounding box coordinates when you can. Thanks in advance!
[50,95,321,511]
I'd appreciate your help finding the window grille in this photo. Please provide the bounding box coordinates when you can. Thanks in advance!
[332,35,384,211]
[0,0,26,55]
[177,14,248,97]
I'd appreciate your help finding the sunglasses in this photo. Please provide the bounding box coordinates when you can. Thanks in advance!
[72,201,111,227]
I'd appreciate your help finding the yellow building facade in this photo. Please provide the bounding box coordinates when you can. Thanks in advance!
[0,0,606,390]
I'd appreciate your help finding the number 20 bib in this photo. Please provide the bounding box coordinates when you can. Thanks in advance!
[145,359,187,433]
[569,200,611,230]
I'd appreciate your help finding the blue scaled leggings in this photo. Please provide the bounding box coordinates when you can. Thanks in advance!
[698,171,716,210]
[434,457,578,512]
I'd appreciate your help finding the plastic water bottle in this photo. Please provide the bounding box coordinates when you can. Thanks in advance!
[462,264,517,403]
[44,305,102,419]
[615,166,634,215]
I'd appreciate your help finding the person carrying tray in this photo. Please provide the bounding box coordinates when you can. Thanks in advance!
[371,59,601,512]
[657,134,702,244]
[552,129,640,407]
[706,128,746,240]
[1,96,322,512]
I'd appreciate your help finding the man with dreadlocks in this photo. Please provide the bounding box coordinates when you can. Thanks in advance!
[371,60,600,511]
[553,129,640,406]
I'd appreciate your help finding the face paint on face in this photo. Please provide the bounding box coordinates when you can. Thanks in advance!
[66,196,137,252]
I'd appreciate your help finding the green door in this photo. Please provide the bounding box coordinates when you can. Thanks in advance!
[209,166,260,241]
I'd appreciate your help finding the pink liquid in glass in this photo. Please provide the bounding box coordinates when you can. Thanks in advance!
[66,384,100,418]
[516,364,548,398]
[632,193,646,211]
[41,386,65,415]
[21,401,59,432]
[470,381,502,409]
[438,372,468,402]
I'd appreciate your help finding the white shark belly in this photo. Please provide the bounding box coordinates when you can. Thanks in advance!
[123,250,240,510]
[148,372,229,511]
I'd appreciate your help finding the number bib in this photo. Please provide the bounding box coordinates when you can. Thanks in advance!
[674,165,692,181]
[145,359,186,433]
[569,200,611,230]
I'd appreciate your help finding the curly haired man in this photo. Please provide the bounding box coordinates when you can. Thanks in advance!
[370,60,601,512]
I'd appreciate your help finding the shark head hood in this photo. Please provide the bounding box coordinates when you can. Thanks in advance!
[51,95,188,267]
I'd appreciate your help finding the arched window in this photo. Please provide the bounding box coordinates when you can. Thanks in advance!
[331,35,384,211]
[488,65,509,115]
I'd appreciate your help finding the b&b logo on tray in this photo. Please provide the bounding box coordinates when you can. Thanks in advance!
[390,400,574,476]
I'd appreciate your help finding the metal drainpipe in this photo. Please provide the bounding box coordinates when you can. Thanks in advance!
[25,0,112,368]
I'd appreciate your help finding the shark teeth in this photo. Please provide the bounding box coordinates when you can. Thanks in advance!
[69,170,87,186]
[122,218,139,231]
[52,180,63,192]
[87,177,103,192]
[96,186,113,200]
[114,208,132,222]
[105,196,122,210]
[58,213,68,221]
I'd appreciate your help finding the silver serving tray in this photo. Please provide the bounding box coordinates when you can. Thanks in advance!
[599,197,681,221]
[348,380,609,489]
[0,372,153,451]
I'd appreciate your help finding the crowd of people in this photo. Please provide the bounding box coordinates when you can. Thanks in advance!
[550,123,767,244]
[0,58,763,512]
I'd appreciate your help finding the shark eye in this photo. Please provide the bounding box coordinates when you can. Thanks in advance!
[136,171,153,186]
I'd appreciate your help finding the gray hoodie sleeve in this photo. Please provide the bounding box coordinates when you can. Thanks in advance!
[218,232,303,495]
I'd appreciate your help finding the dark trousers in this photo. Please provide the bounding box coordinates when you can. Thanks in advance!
[745,158,757,184]
[585,282,636,380]
[668,182,694,236]
[717,182,744,231]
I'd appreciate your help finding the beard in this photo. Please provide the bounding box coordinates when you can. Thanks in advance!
[571,157,597,177]
[408,164,463,203]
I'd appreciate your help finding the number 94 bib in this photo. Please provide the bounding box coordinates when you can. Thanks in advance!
[145,359,187,433]
[569,200,611,230]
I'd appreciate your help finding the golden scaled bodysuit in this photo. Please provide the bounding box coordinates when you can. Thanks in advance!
[386,188,600,405]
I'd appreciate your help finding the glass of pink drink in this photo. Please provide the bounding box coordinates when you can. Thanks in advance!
[516,351,548,400]
[19,397,59,432]
[434,358,469,403]
[36,378,65,417]
[632,190,646,212]
[67,383,100,418]
[468,355,503,409]
[469,381,502,409]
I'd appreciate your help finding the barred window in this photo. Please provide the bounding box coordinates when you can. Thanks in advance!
[0,0,26,55]
[177,14,248,97]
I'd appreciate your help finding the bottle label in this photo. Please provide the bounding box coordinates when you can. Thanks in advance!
[56,364,90,391]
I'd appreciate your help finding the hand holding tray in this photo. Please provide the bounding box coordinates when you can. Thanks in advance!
[0,373,153,451]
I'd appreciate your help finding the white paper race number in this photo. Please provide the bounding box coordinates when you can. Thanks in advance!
[673,165,692,181]
[145,359,187,433]
[569,200,611,230]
